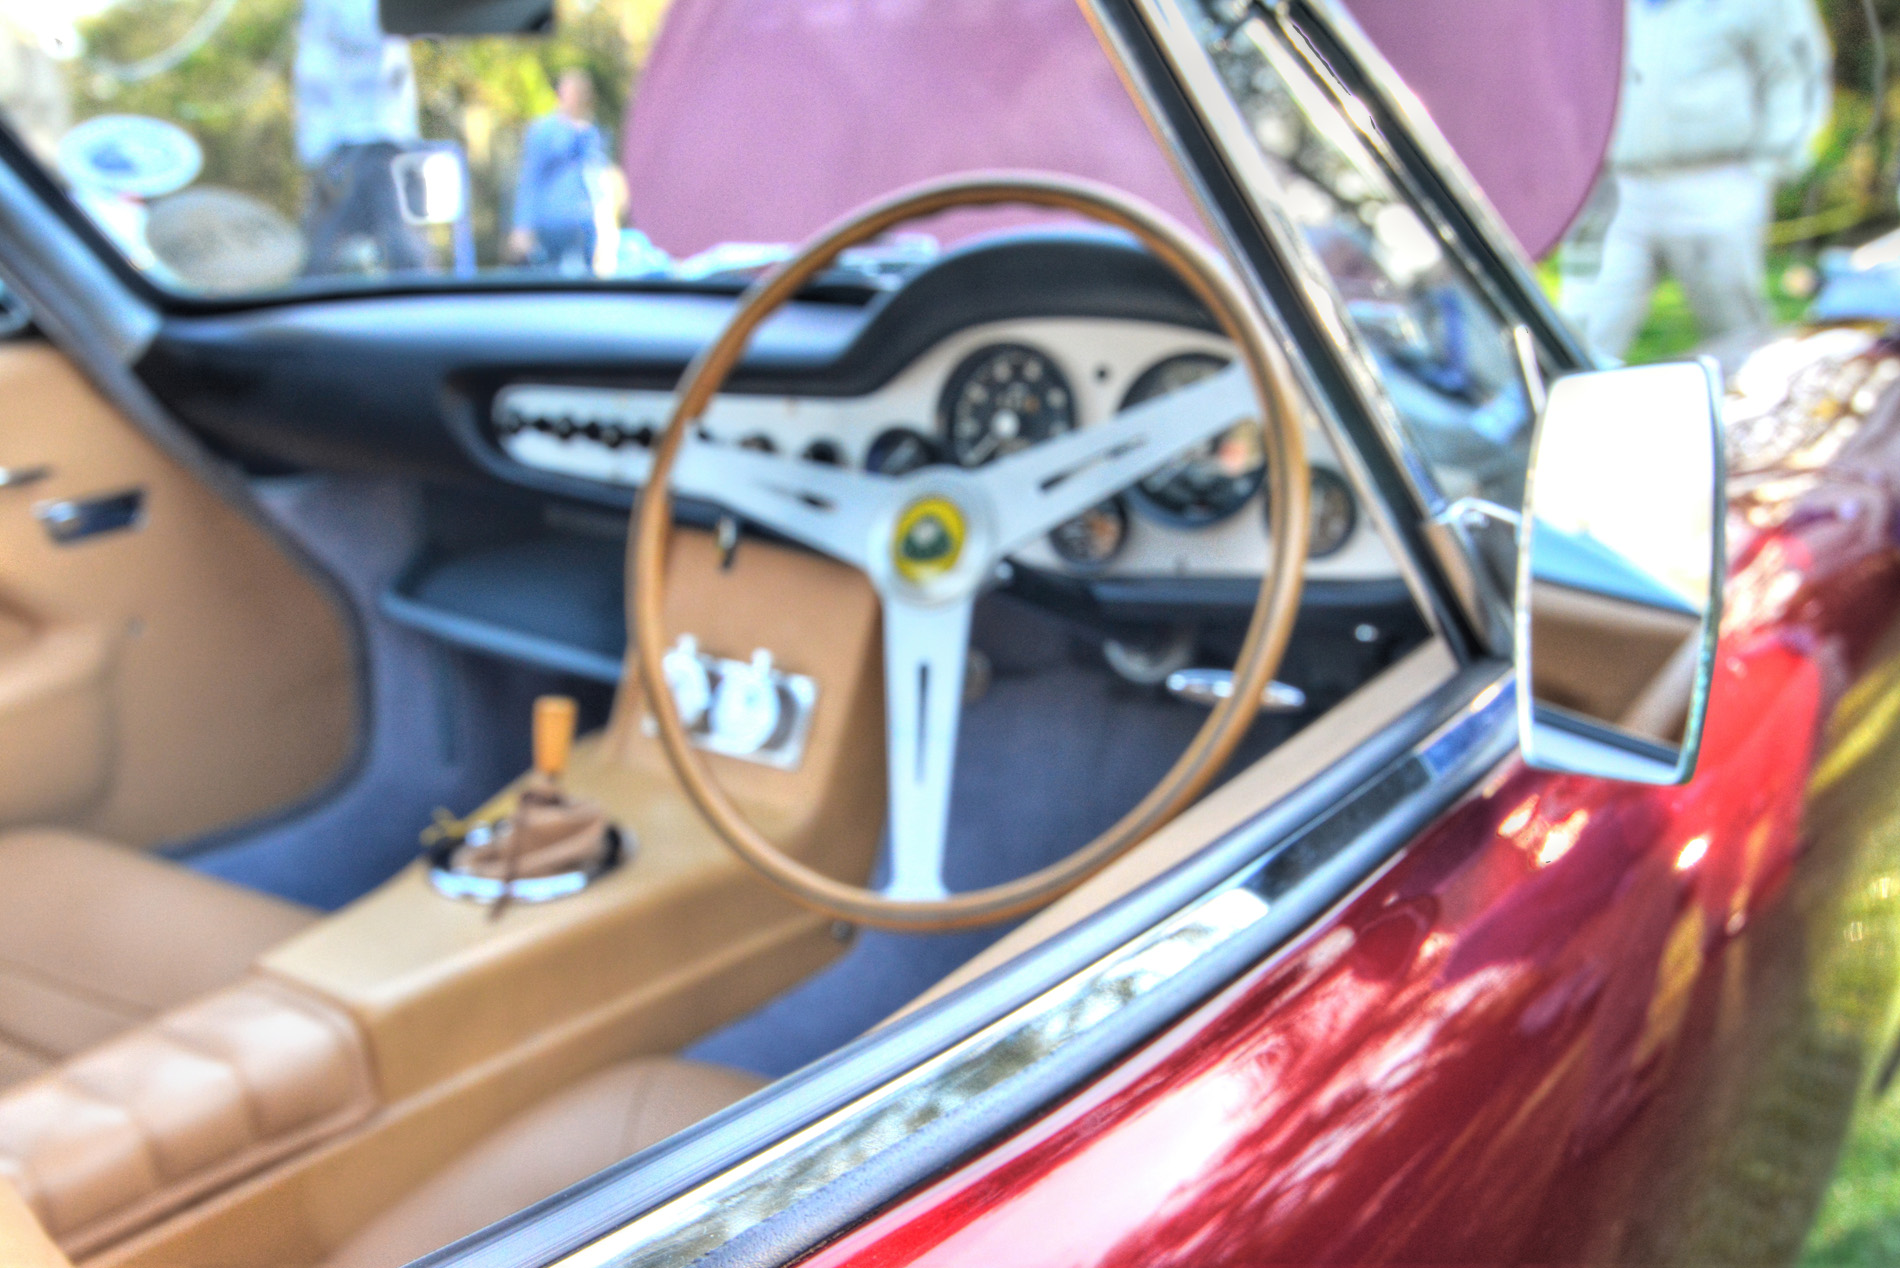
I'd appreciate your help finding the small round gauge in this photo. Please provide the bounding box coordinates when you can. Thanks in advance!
[1306,467,1357,558]
[939,343,1076,467]
[1048,498,1129,570]
[864,427,942,476]
[1122,353,1266,527]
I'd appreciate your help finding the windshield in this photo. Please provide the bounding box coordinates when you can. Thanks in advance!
[1182,1,1535,509]
[0,0,1201,295]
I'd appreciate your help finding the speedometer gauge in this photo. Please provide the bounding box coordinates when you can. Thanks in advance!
[1122,353,1266,526]
[939,344,1076,467]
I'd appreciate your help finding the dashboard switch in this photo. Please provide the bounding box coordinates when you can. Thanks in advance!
[649,637,819,770]
[662,635,713,728]
[709,650,785,755]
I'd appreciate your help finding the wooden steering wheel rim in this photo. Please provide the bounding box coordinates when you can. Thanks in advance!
[632,171,1309,931]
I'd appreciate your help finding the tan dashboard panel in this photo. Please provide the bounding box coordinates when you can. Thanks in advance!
[0,343,355,845]
[607,525,889,880]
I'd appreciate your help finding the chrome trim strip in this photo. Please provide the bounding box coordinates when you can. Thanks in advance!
[1264,6,1559,370]
[1078,0,1455,646]
[535,670,1516,1268]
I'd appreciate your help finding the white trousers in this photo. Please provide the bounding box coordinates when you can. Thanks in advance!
[1569,164,1773,365]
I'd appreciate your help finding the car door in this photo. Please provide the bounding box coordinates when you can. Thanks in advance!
[0,320,355,846]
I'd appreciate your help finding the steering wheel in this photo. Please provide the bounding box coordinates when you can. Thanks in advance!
[632,172,1309,931]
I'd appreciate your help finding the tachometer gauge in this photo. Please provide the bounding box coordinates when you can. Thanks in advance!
[1048,498,1128,569]
[939,344,1076,467]
[1122,353,1265,526]
[864,427,942,476]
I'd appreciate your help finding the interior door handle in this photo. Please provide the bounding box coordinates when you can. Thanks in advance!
[0,465,50,491]
[35,488,144,544]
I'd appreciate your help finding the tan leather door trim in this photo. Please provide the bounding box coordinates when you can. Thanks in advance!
[0,622,111,823]
[0,342,356,844]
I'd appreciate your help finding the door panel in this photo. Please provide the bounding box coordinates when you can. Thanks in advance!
[0,342,355,845]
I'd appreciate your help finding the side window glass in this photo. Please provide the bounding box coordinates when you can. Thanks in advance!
[1187,3,1534,509]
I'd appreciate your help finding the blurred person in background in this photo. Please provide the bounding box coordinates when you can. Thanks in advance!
[295,0,428,276]
[508,68,611,275]
[1568,0,1831,370]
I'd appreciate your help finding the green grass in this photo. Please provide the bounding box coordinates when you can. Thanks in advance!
[1803,1088,1900,1265]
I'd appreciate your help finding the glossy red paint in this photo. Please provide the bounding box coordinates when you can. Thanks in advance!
[803,332,1900,1266]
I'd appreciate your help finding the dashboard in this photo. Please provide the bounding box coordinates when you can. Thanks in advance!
[490,316,1395,585]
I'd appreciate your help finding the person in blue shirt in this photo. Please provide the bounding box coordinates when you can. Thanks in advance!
[509,69,610,274]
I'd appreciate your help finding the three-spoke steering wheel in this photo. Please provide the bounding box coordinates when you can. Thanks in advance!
[632,173,1309,930]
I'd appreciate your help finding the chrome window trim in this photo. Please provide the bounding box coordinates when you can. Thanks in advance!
[1127,0,1446,512]
[422,663,1516,1268]
[0,141,156,365]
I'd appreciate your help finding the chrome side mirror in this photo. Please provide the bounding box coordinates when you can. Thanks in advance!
[1515,360,1724,786]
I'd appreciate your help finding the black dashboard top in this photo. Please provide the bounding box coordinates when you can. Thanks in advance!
[135,230,1218,488]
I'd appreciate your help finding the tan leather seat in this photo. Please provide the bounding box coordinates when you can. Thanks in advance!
[0,829,317,1088]
[322,1058,766,1268]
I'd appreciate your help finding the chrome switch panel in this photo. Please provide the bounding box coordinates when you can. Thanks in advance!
[645,635,818,771]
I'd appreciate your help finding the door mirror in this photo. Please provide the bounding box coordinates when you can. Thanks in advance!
[1515,360,1725,786]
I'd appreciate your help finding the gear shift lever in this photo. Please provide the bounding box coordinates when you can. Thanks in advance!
[533,694,577,787]
[427,695,625,909]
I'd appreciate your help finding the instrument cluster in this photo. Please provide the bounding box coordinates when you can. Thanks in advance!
[491,318,1393,583]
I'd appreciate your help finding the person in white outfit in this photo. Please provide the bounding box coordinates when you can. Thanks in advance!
[1570,0,1831,369]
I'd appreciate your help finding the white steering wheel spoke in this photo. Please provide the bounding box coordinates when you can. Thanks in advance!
[671,434,885,570]
[987,362,1254,552]
[878,593,975,903]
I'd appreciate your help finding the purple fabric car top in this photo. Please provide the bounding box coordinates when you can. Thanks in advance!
[620,0,1622,260]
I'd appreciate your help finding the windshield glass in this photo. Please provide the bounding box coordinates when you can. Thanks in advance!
[0,0,1200,295]
[1183,1,1534,509]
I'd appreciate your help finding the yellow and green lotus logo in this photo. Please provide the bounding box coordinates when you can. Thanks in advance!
[893,496,966,584]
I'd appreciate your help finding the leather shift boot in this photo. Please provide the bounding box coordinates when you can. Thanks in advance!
[450,780,615,880]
